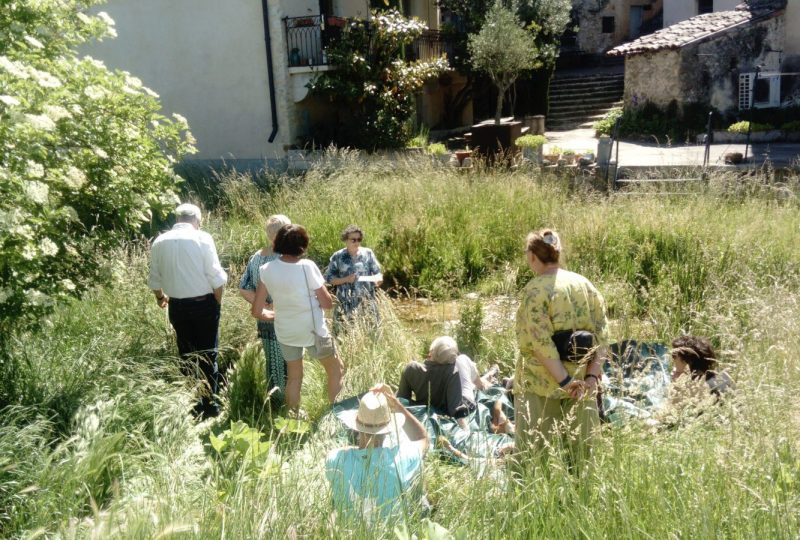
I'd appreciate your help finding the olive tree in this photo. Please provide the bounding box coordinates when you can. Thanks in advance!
[0,0,195,342]
[468,1,541,124]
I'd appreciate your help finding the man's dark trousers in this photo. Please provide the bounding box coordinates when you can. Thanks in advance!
[168,293,221,418]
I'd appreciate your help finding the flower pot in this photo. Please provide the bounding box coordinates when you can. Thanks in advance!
[454,149,472,166]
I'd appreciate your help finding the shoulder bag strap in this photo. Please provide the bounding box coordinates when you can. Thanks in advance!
[300,263,318,335]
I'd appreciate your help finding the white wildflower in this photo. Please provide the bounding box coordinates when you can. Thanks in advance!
[0,288,11,304]
[21,244,37,260]
[61,278,76,291]
[83,56,106,70]
[0,95,20,107]
[70,104,83,115]
[64,166,86,189]
[31,68,61,88]
[0,56,29,79]
[65,244,79,258]
[84,85,107,100]
[40,237,58,256]
[24,289,52,307]
[97,11,116,27]
[172,113,188,126]
[24,35,44,49]
[24,113,56,131]
[124,126,140,139]
[77,13,92,25]
[122,85,139,95]
[24,180,49,204]
[124,74,142,88]
[92,146,108,159]
[27,160,45,178]
[142,86,159,98]
[43,104,71,121]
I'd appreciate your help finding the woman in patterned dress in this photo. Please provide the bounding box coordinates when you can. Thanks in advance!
[239,214,291,403]
[324,225,383,332]
[514,229,610,467]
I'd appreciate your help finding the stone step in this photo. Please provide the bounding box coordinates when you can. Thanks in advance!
[549,96,623,112]
[550,75,625,87]
[548,106,621,122]
[550,86,625,99]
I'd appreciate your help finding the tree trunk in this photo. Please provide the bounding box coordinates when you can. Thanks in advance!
[494,88,504,124]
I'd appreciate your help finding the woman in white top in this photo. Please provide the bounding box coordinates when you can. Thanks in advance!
[251,224,344,412]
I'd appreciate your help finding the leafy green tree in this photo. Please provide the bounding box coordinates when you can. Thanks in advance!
[468,1,540,124]
[436,0,570,124]
[0,0,195,342]
[308,10,447,149]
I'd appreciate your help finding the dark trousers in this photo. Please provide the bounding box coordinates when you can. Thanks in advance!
[168,294,221,418]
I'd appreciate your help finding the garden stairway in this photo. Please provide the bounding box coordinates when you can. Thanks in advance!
[547,69,624,131]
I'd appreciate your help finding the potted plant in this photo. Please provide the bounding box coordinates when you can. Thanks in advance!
[467,3,541,159]
[561,148,577,164]
[427,142,451,164]
[326,15,346,27]
[543,145,561,165]
[515,134,546,164]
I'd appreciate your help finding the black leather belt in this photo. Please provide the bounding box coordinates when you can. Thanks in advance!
[169,293,214,304]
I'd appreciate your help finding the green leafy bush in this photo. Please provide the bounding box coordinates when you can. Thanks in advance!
[727,121,774,133]
[515,134,546,148]
[308,10,447,149]
[426,143,448,155]
[593,107,623,136]
[456,299,484,360]
[0,0,195,341]
[781,120,800,132]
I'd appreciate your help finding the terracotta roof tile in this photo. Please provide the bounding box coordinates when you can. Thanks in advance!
[609,0,786,56]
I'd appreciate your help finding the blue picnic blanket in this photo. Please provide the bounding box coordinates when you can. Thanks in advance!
[331,341,672,463]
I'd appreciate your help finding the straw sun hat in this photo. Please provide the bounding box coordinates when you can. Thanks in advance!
[340,391,405,435]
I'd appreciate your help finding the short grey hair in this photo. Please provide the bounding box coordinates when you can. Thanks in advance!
[428,336,458,365]
[175,203,201,222]
[266,214,291,241]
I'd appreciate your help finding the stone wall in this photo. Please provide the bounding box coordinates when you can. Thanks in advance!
[623,14,785,115]
[682,15,784,113]
[574,0,664,54]
[624,50,682,108]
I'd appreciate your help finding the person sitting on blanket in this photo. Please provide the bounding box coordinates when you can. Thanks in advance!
[397,336,496,432]
[326,384,430,523]
[669,335,734,403]
[652,335,734,425]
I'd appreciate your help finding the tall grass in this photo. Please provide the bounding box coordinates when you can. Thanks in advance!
[2,158,800,538]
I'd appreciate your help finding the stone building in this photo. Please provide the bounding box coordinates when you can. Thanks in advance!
[569,0,665,54]
[609,0,800,115]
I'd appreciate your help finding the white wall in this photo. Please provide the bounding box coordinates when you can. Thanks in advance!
[83,0,283,161]
[785,1,800,55]
[664,0,697,27]
[664,0,740,27]
[334,0,370,18]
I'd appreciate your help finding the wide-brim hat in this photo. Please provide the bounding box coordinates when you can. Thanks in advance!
[339,391,405,435]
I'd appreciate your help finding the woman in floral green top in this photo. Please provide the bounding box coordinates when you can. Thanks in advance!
[515,229,609,468]
[239,214,291,404]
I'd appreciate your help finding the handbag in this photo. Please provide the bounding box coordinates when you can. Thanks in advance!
[301,264,336,358]
[551,330,595,362]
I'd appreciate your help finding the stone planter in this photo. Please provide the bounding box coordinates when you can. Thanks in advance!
[469,120,524,162]
[711,130,783,144]
[520,145,543,164]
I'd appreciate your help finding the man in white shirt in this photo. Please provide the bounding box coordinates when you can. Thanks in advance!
[149,203,228,418]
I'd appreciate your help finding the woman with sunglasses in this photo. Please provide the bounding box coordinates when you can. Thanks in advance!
[325,225,383,332]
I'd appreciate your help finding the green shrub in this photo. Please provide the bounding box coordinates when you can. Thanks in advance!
[781,120,800,132]
[727,121,774,133]
[0,1,195,342]
[455,299,484,360]
[426,143,448,155]
[515,134,546,148]
[593,107,623,136]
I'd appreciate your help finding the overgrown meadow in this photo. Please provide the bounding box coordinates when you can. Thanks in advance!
[2,157,800,538]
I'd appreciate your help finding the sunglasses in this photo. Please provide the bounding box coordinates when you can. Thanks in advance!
[348,237,363,243]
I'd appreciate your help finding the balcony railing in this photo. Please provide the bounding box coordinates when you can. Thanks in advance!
[408,29,453,65]
[285,15,328,67]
